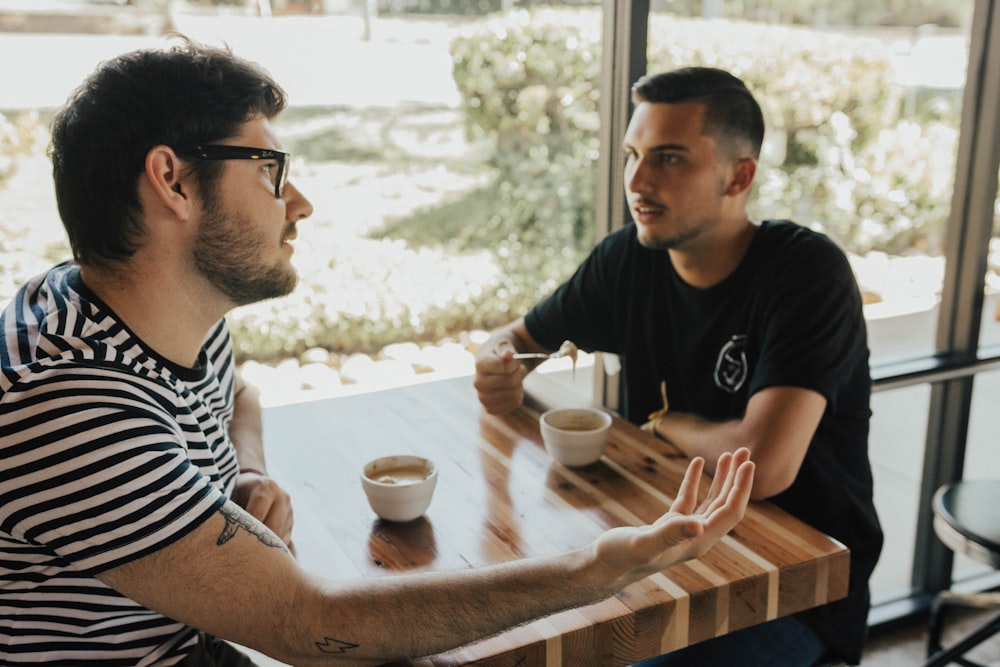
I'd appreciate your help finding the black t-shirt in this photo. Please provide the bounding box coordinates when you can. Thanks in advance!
[525,219,883,663]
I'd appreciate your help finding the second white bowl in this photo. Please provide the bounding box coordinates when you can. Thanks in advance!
[539,407,612,467]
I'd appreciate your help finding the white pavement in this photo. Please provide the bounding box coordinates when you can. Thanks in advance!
[0,12,465,110]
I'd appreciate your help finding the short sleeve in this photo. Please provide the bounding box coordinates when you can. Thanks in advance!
[748,232,868,407]
[0,369,227,576]
[526,226,636,354]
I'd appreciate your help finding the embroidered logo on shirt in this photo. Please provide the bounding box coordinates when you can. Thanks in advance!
[714,334,748,394]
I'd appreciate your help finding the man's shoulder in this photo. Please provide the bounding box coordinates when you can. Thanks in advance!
[758,219,843,252]
[756,219,851,269]
[1,264,166,397]
[1,354,171,411]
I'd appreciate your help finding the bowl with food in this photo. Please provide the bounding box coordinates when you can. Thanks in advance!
[539,407,612,467]
[361,455,438,522]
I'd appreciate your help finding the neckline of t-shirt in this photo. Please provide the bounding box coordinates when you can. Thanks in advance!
[63,264,210,382]
[666,219,772,295]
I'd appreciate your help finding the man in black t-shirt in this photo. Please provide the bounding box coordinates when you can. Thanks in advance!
[474,67,883,666]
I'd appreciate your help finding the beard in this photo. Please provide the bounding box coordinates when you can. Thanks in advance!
[193,206,298,306]
[632,176,729,251]
[635,223,703,251]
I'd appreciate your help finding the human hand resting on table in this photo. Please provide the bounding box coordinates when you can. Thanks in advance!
[590,447,754,584]
[232,470,296,556]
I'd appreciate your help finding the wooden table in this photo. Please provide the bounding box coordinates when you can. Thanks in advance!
[262,375,849,666]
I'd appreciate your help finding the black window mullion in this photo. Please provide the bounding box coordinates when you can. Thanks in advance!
[595,0,648,411]
[914,0,1000,600]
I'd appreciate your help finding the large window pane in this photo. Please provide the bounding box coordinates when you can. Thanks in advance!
[0,2,605,403]
[640,1,972,608]
[643,4,970,368]
[869,385,931,603]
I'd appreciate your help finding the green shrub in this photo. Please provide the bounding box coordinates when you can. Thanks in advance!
[447,10,959,257]
[645,15,953,253]
[448,8,603,293]
[647,0,968,29]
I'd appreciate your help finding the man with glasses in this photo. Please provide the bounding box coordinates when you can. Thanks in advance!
[0,39,756,666]
[474,67,883,667]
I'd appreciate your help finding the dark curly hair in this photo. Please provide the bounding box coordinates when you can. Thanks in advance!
[49,36,287,267]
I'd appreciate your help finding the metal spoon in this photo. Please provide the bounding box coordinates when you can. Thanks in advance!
[512,349,567,360]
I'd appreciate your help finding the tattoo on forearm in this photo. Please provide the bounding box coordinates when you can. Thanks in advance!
[217,504,285,550]
[315,636,360,654]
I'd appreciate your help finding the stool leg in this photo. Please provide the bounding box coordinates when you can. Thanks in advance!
[924,610,1000,667]
[927,594,947,658]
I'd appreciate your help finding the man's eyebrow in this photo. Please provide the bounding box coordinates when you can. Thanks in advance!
[650,143,689,153]
[622,142,690,153]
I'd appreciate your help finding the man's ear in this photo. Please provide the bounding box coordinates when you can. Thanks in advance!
[725,156,757,196]
[143,146,194,219]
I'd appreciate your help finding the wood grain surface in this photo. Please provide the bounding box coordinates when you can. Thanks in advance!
[262,376,849,666]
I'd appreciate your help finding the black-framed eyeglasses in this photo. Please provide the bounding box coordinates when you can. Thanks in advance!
[177,145,290,198]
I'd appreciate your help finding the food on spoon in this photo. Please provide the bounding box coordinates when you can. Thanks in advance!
[558,340,578,363]
[558,340,579,379]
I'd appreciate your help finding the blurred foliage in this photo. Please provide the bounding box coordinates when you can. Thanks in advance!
[378,0,506,15]
[445,8,603,297]
[0,113,73,307]
[0,10,969,364]
[448,10,961,262]
[0,112,46,186]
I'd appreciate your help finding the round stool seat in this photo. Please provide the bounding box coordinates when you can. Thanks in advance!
[933,480,1000,569]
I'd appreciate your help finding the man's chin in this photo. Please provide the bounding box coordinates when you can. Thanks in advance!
[635,227,675,251]
[271,272,299,300]
[228,273,298,307]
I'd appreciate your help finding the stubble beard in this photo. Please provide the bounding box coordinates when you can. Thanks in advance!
[636,222,702,251]
[633,177,729,251]
[633,209,710,251]
[193,207,298,307]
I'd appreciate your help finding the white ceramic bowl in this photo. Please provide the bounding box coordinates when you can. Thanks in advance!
[361,455,438,522]
[539,407,612,467]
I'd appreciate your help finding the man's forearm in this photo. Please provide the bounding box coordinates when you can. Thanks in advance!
[286,450,753,664]
[652,411,742,476]
[100,450,752,666]
[652,386,826,500]
[291,548,606,665]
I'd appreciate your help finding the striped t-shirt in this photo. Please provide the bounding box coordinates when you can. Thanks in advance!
[0,263,240,665]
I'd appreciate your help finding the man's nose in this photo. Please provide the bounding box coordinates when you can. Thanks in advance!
[284,181,314,221]
[626,159,652,194]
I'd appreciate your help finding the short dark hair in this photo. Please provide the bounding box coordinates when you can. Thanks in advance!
[49,36,287,267]
[631,66,764,160]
